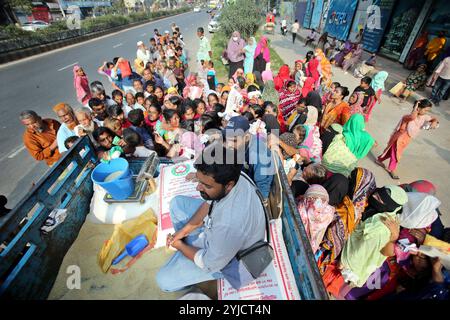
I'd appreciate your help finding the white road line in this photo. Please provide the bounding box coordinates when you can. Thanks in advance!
[8,146,26,159]
[113,43,123,48]
[57,61,78,72]
[0,145,26,162]
[141,33,147,36]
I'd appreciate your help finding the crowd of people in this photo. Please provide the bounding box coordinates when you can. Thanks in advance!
[16,20,449,300]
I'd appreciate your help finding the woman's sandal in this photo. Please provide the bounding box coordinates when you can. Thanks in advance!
[375,159,386,169]
[388,171,400,180]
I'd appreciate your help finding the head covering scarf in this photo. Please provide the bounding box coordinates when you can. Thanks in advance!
[73,65,91,104]
[304,105,319,125]
[232,68,245,82]
[342,114,374,159]
[254,36,270,62]
[340,187,407,287]
[348,168,377,220]
[262,70,274,82]
[298,185,335,253]
[227,31,246,62]
[321,174,349,206]
[301,77,315,98]
[305,91,323,110]
[245,73,259,89]
[371,71,389,92]
[261,80,279,105]
[306,58,320,82]
[340,212,393,287]
[274,65,292,91]
[400,180,436,195]
[315,48,332,86]
[362,185,408,221]
[349,91,365,116]
[279,81,301,121]
[399,192,440,229]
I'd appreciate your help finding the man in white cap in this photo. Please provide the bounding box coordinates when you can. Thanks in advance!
[136,40,151,66]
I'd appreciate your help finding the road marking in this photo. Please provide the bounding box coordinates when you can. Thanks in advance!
[0,145,26,162]
[141,33,147,36]
[113,43,123,48]
[8,146,26,159]
[57,62,78,72]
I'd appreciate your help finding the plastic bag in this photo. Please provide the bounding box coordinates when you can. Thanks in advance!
[98,209,158,273]
[389,82,406,96]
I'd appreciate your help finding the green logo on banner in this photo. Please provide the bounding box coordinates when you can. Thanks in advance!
[171,163,190,177]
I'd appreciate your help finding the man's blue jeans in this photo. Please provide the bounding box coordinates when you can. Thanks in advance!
[431,77,450,103]
[156,196,223,292]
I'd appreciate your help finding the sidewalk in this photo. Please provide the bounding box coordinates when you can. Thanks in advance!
[266,28,450,227]
[284,27,433,103]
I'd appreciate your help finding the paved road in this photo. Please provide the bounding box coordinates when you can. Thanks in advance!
[0,11,211,208]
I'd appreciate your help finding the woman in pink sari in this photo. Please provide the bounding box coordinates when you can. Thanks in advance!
[73,65,91,106]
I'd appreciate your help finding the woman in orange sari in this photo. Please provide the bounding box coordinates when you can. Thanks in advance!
[320,86,351,130]
[315,48,332,88]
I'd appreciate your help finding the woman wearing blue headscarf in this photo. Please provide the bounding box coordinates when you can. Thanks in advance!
[243,36,257,75]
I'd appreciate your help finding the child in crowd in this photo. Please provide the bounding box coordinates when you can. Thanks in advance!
[122,128,156,158]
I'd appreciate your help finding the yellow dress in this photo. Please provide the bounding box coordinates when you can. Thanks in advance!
[426,38,446,61]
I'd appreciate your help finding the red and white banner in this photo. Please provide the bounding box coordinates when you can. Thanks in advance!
[155,160,201,248]
[218,219,301,300]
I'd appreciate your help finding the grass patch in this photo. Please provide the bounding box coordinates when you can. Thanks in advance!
[210,29,286,83]
[210,31,229,83]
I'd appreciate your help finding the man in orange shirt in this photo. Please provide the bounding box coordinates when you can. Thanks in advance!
[20,110,61,166]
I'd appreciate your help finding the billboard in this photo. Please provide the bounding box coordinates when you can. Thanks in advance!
[324,0,358,40]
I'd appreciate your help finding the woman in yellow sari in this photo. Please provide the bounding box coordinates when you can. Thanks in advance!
[425,31,446,63]
[315,48,332,87]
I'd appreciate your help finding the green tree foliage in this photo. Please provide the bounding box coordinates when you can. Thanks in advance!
[219,0,263,40]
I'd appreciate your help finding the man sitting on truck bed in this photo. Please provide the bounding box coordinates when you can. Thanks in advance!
[156,143,266,292]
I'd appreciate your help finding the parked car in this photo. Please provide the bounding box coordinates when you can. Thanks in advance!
[208,17,220,33]
[20,20,50,32]
[193,6,201,12]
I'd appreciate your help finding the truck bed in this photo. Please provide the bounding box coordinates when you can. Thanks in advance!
[48,219,184,300]
[0,136,327,300]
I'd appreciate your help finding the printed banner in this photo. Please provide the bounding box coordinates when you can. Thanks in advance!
[156,160,201,248]
[218,219,301,300]
[310,0,324,30]
[303,0,314,28]
[362,0,396,52]
[324,0,358,40]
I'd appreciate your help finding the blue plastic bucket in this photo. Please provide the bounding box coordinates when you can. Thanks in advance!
[91,158,134,200]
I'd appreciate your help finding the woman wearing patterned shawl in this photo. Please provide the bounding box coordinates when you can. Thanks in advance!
[316,167,377,275]
[279,80,302,122]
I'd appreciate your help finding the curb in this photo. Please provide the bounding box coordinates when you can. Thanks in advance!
[0,11,190,65]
